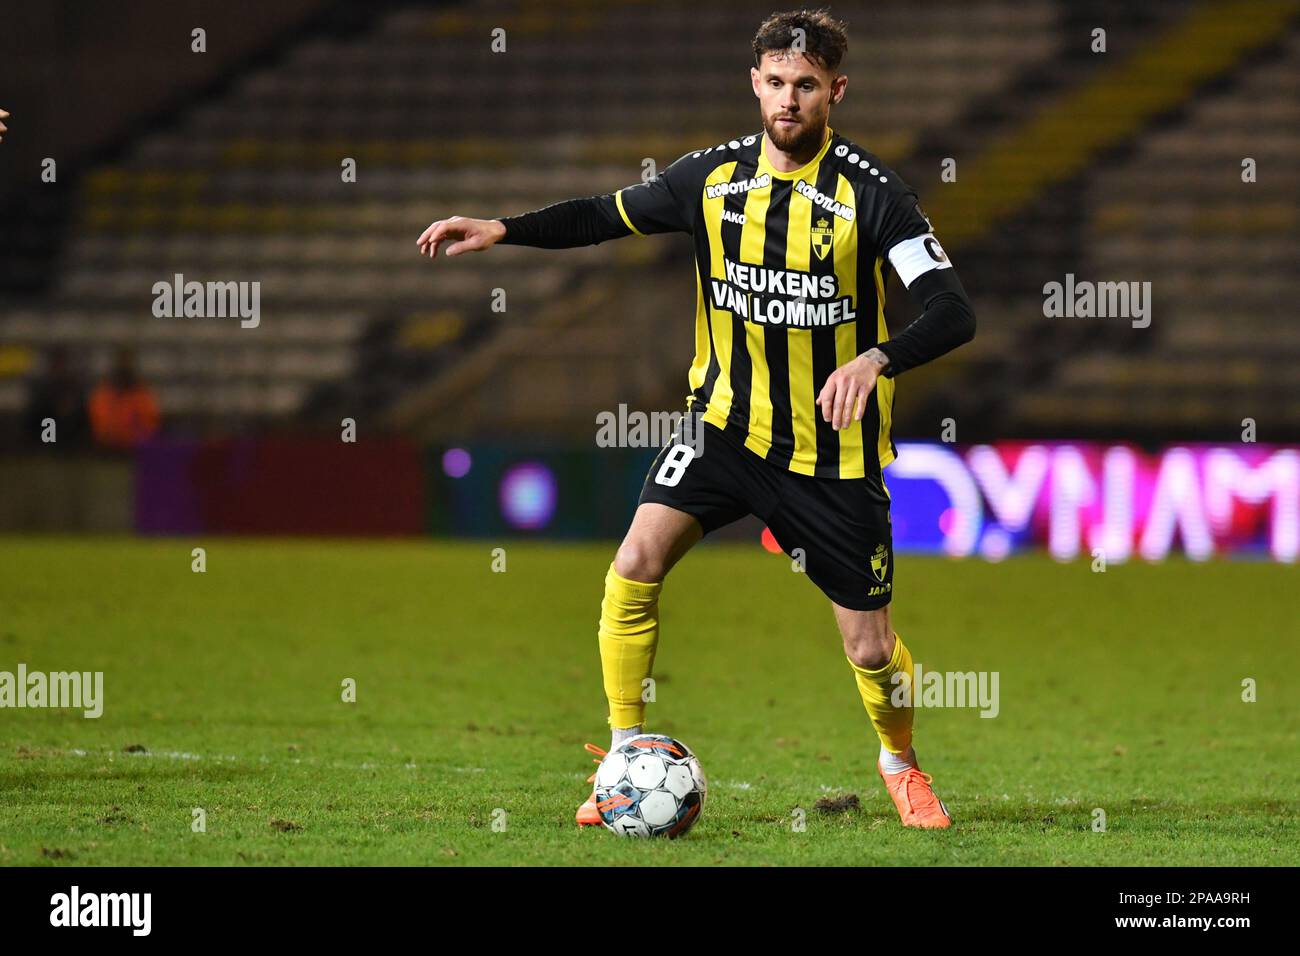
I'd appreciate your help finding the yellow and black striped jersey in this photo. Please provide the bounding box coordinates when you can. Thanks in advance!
[613,128,947,482]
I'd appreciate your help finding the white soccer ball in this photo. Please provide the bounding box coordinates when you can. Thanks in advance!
[593,734,706,838]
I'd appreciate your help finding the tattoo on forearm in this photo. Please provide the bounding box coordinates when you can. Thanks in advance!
[862,348,890,371]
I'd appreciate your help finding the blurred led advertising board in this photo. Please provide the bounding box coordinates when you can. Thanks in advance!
[886,442,1297,562]
[426,444,656,539]
[428,441,1297,562]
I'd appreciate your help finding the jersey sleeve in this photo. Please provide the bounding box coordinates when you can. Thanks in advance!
[497,195,631,248]
[612,151,706,236]
[874,191,954,288]
[871,191,972,376]
[496,149,709,247]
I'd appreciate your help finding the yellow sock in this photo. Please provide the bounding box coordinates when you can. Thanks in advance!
[597,563,661,730]
[846,631,914,755]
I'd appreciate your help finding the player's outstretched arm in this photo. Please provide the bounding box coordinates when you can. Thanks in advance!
[418,146,706,258]
[417,195,635,257]
[420,150,703,257]
[417,216,507,259]
[0,109,10,144]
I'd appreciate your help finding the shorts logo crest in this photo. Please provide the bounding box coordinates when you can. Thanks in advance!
[811,216,833,260]
[870,542,889,582]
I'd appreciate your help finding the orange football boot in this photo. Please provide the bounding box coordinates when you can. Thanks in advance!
[878,760,952,829]
[576,742,607,826]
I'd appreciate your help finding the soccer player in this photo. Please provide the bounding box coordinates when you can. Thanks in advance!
[417,9,975,830]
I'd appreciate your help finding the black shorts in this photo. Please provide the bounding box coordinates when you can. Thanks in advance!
[638,415,894,611]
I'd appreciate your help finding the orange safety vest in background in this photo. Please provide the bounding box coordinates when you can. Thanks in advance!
[89,384,161,448]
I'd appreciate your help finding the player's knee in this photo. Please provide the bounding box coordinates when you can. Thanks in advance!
[846,645,890,670]
[844,629,895,670]
[613,539,668,584]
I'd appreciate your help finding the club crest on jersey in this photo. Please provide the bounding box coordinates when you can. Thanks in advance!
[811,216,834,260]
[870,543,889,582]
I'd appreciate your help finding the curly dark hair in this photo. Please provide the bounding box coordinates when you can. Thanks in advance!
[752,8,849,72]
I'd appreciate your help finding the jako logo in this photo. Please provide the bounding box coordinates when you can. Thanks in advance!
[50,886,151,936]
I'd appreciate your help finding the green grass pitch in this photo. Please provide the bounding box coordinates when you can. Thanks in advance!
[1,537,1296,866]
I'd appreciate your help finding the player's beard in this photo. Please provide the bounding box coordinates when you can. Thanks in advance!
[762,110,826,159]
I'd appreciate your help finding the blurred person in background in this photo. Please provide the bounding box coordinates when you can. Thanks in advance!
[23,346,90,449]
[89,347,160,449]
